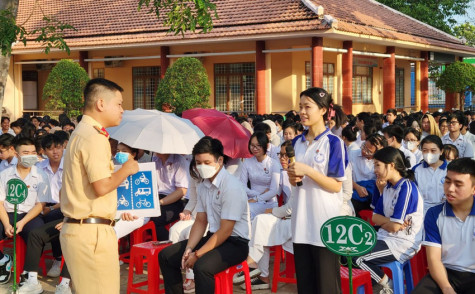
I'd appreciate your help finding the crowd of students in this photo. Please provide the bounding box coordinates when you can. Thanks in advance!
[0,87,474,294]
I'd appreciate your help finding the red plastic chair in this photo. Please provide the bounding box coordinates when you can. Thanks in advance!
[120,221,157,274]
[0,236,26,283]
[340,266,373,294]
[127,241,171,294]
[214,261,252,294]
[358,209,376,226]
[410,247,428,286]
[271,245,296,293]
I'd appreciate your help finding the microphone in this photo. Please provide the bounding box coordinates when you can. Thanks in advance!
[285,144,303,187]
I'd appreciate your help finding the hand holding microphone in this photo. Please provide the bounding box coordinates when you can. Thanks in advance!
[285,145,303,187]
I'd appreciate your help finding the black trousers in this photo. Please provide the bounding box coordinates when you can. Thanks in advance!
[412,268,475,294]
[23,218,70,279]
[42,208,64,258]
[293,243,342,294]
[0,213,44,258]
[351,198,372,217]
[158,233,249,294]
[151,194,184,241]
[354,240,397,284]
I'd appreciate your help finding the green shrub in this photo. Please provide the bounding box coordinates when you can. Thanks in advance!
[436,61,475,110]
[156,57,210,114]
[42,59,89,118]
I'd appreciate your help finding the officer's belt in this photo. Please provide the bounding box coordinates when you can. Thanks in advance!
[63,217,116,226]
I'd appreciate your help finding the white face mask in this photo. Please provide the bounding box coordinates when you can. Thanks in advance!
[196,164,218,179]
[20,154,38,168]
[423,152,440,165]
[406,141,418,151]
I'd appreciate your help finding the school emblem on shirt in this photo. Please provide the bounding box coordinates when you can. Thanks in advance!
[264,167,269,174]
[314,151,325,164]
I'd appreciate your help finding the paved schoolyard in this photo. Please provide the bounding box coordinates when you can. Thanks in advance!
[0,245,298,293]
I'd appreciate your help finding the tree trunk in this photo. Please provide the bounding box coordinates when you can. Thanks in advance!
[459,92,465,111]
[0,0,20,117]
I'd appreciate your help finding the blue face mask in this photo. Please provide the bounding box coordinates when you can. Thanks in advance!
[115,152,129,165]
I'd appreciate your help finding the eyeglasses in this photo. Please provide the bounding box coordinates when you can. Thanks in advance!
[250,144,262,150]
[449,121,459,125]
[361,145,375,156]
[277,153,288,159]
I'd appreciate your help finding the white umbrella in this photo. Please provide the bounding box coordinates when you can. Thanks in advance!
[107,109,204,154]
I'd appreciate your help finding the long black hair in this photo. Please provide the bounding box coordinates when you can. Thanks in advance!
[300,87,334,121]
[373,146,415,181]
[189,136,228,181]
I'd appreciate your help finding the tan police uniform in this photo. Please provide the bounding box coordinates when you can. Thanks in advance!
[60,114,119,294]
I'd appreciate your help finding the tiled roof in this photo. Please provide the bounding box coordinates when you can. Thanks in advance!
[12,0,475,54]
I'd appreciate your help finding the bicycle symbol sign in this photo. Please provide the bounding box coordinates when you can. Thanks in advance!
[6,179,28,205]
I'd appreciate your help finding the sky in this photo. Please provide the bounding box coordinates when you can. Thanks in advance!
[454,0,475,24]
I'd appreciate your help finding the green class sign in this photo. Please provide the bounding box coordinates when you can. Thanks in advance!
[6,179,28,205]
[320,216,377,257]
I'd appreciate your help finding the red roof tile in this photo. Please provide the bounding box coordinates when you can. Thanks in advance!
[12,0,475,54]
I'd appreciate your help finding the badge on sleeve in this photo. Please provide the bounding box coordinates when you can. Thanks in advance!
[93,126,110,138]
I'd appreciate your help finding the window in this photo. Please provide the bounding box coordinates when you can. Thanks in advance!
[305,62,334,94]
[132,67,161,110]
[429,79,445,108]
[93,68,104,79]
[352,66,373,104]
[395,68,404,108]
[214,63,255,113]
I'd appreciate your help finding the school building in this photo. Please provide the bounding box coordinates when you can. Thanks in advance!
[4,0,475,120]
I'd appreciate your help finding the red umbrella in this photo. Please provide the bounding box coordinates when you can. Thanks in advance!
[182,108,252,159]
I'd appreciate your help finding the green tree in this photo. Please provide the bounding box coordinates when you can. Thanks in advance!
[376,0,471,33]
[436,61,475,110]
[42,59,89,118]
[156,57,210,114]
[454,22,475,47]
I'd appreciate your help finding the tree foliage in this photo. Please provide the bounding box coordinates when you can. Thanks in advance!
[454,22,475,47]
[42,59,89,118]
[156,57,210,114]
[436,61,475,109]
[376,0,471,34]
[0,5,75,56]
[138,0,218,36]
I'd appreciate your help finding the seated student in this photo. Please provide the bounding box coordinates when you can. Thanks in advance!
[342,125,360,152]
[0,133,18,172]
[150,152,189,241]
[349,134,387,215]
[0,137,50,284]
[413,158,475,294]
[442,144,459,163]
[37,134,65,275]
[404,127,423,164]
[240,132,280,220]
[355,147,423,293]
[383,124,417,168]
[442,113,474,159]
[413,135,448,214]
[253,122,279,160]
[382,108,397,129]
[158,137,250,294]
[282,121,298,142]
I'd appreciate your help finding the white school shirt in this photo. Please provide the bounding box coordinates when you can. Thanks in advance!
[0,165,51,214]
[348,148,376,182]
[152,154,189,195]
[291,128,347,247]
[0,157,18,173]
[463,131,475,157]
[240,156,280,203]
[267,144,280,161]
[347,141,360,153]
[399,145,417,168]
[412,160,447,213]
[36,158,63,203]
[196,168,250,240]
[423,199,475,273]
[442,133,475,159]
[373,178,423,263]
[413,149,423,165]
[277,170,291,205]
